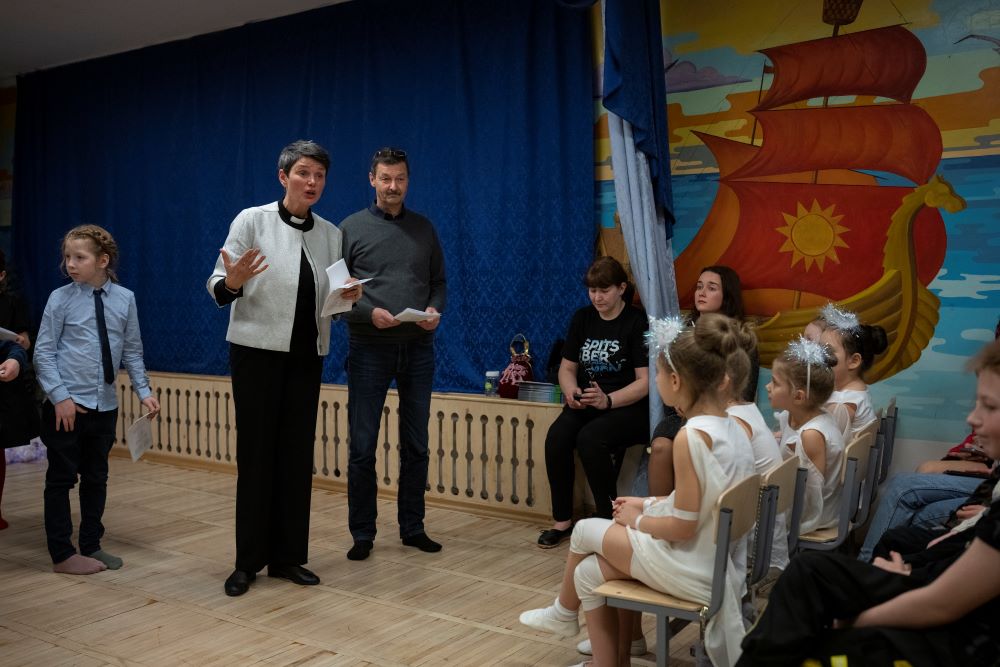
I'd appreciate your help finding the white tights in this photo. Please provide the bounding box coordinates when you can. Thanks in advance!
[570,518,615,611]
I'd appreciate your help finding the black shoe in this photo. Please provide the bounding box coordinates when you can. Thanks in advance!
[224,569,255,596]
[347,540,374,561]
[267,564,320,586]
[402,533,442,553]
[537,526,572,548]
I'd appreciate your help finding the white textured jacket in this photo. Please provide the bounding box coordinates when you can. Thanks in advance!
[207,202,343,355]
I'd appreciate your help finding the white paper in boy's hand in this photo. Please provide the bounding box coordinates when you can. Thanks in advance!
[0,326,17,342]
[393,308,441,323]
[127,414,154,462]
[321,259,371,317]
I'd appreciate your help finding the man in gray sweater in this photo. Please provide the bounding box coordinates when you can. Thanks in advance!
[339,148,447,561]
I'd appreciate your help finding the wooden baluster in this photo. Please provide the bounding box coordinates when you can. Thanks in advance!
[464,413,474,498]
[510,417,520,505]
[479,415,489,500]
[194,390,202,457]
[223,392,232,462]
[333,400,343,478]
[449,412,459,496]
[381,406,392,486]
[494,416,504,502]
[526,418,536,508]
[155,387,163,450]
[320,400,329,477]
[164,388,173,452]
[435,410,446,493]
[185,389,192,455]
[213,391,221,460]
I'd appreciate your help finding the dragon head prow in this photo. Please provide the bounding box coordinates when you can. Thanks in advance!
[919,175,967,214]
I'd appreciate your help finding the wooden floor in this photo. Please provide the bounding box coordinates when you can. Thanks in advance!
[0,458,698,666]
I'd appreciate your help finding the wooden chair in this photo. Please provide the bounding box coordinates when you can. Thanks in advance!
[746,457,801,616]
[748,457,800,584]
[594,473,761,667]
[797,429,875,552]
[877,397,898,484]
[854,420,883,527]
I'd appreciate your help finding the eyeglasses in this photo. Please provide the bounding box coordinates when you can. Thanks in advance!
[373,148,407,160]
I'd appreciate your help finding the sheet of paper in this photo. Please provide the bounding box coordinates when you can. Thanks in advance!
[393,308,441,323]
[321,260,371,317]
[127,414,154,462]
[0,326,18,342]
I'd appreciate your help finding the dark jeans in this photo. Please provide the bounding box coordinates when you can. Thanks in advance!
[230,344,323,573]
[347,336,435,542]
[739,551,968,667]
[42,401,118,564]
[544,400,649,522]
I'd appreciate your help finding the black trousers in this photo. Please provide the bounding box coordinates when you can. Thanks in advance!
[544,401,648,521]
[230,344,323,573]
[738,551,969,667]
[41,402,118,563]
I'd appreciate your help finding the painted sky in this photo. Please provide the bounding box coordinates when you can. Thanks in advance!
[644,0,1000,174]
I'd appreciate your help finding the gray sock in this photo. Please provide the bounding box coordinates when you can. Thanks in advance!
[88,549,123,570]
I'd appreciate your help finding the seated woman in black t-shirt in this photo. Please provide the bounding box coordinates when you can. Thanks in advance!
[538,257,649,548]
[738,339,1000,667]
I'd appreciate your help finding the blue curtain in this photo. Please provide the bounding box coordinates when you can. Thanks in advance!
[603,0,674,227]
[12,0,594,392]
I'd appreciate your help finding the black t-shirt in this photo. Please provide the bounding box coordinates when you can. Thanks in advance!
[562,304,647,394]
[947,497,1000,665]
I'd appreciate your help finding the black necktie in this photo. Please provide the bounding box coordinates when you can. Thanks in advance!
[94,288,114,384]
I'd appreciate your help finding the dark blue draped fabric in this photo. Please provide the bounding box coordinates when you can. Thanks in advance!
[603,0,674,228]
[12,0,594,392]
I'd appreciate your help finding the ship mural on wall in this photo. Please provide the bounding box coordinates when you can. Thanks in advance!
[673,1,967,382]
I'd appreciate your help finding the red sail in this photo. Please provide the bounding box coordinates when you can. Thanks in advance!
[708,181,946,300]
[727,106,942,184]
[695,131,878,185]
[757,26,926,109]
[694,131,756,178]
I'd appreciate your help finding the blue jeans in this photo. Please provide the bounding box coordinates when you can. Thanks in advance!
[347,336,435,542]
[857,472,982,561]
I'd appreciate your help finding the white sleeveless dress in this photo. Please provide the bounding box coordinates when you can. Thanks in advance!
[728,403,788,570]
[628,414,755,667]
[825,388,876,440]
[776,411,845,534]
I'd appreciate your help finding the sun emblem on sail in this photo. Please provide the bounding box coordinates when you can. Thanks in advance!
[776,200,850,270]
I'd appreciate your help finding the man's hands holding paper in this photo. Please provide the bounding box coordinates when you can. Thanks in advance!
[373,307,442,329]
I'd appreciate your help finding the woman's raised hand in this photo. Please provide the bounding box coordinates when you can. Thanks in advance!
[220,247,269,290]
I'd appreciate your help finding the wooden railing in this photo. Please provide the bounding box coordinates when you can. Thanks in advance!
[113,371,563,521]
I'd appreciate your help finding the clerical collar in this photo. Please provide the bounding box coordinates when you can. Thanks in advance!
[278,199,314,231]
[369,202,407,221]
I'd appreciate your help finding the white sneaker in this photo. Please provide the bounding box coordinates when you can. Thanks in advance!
[576,636,647,656]
[518,606,580,637]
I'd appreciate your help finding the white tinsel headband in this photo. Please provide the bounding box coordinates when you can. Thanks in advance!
[820,303,861,334]
[646,315,687,372]
[786,335,829,399]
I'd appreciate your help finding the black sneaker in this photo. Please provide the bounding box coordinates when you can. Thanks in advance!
[537,526,573,548]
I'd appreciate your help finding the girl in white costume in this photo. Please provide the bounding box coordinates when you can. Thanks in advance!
[818,304,887,440]
[726,398,787,569]
[770,338,845,534]
[519,314,755,667]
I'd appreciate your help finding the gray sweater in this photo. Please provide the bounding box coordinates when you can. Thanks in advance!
[339,207,446,341]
